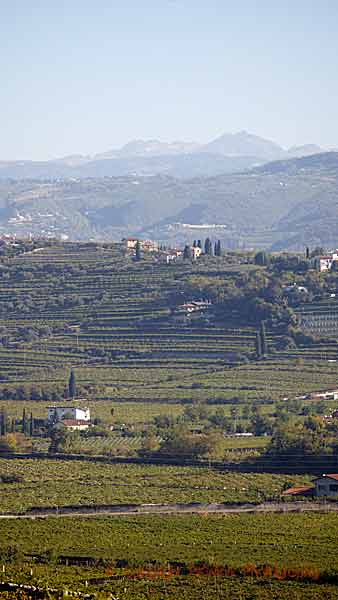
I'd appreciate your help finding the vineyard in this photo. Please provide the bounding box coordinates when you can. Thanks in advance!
[0,458,311,512]
[0,242,336,412]
[2,513,338,598]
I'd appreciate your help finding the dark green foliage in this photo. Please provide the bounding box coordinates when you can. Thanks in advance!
[29,412,34,437]
[260,321,268,356]
[0,408,7,435]
[204,238,212,255]
[255,251,269,266]
[135,240,141,261]
[22,407,27,435]
[183,244,192,259]
[68,370,76,399]
[255,331,262,359]
[215,239,222,257]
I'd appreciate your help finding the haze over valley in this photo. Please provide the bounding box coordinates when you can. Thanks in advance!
[0,134,336,251]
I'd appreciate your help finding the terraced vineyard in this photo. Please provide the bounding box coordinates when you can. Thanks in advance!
[0,242,336,412]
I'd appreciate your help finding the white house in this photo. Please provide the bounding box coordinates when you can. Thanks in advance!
[316,250,338,272]
[47,406,90,424]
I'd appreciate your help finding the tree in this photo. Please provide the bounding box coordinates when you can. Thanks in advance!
[260,321,268,356]
[254,251,269,266]
[306,246,310,259]
[204,238,212,256]
[0,408,7,435]
[230,406,239,433]
[183,245,192,260]
[197,240,202,249]
[215,240,222,257]
[68,370,76,399]
[135,240,141,261]
[22,408,27,435]
[0,434,17,455]
[255,331,262,359]
[29,412,34,437]
[251,414,273,436]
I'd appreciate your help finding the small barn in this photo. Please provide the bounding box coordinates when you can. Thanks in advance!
[282,473,338,498]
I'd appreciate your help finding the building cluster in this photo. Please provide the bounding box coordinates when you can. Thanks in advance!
[315,250,338,272]
[47,405,91,431]
[122,237,206,262]
[122,238,158,253]
[177,300,212,315]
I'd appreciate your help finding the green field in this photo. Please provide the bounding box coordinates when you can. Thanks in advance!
[0,458,310,513]
[2,513,338,599]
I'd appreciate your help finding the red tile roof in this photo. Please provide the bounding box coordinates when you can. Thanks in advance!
[281,486,314,496]
[313,473,338,482]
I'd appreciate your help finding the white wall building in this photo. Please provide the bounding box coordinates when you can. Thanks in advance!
[47,406,90,424]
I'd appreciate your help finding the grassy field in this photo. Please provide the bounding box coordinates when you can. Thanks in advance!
[2,513,338,598]
[0,458,310,513]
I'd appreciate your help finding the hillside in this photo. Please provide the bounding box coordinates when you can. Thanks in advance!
[0,152,337,249]
[0,131,323,180]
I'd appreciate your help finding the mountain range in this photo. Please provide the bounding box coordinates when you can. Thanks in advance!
[0,150,337,251]
[0,131,325,180]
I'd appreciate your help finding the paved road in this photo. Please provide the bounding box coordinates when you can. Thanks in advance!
[1,501,337,519]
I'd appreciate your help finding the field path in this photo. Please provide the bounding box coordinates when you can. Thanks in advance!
[1,501,338,519]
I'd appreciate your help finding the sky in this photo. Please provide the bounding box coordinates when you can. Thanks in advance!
[1,0,338,160]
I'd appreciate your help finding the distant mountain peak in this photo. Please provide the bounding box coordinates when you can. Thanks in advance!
[200,131,284,160]
[95,139,200,160]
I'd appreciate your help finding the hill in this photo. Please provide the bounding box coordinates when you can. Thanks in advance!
[0,152,337,249]
[0,131,323,180]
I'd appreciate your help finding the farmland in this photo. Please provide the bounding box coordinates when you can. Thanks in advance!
[2,513,338,598]
[0,241,338,598]
[0,242,337,413]
[0,458,311,513]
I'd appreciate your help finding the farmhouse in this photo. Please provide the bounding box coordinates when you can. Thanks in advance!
[191,246,202,260]
[315,250,338,272]
[312,474,338,496]
[47,406,91,424]
[282,473,338,497]
[165,249,183,263]
[122,237,138,250]
[122,238,158,253]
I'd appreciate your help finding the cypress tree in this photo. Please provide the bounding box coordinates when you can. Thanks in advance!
[204,238,212,255]
[183,245,192,260]
[260,321,268,356]
[68,370,76,399]
[255,331,262,359]
[29,412,34,437]
[214,242,217,256]
[0,409,5,436]
[135,240,141,261]
[193,240,197,247]
[197,240,202,249]
[306,247,310,259]
[216,240,222,257]
[22,408,27,435]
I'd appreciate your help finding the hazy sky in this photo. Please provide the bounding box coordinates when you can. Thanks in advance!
[1,0,338,160]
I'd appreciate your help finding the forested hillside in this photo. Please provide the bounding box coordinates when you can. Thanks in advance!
[0,152,337,249]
